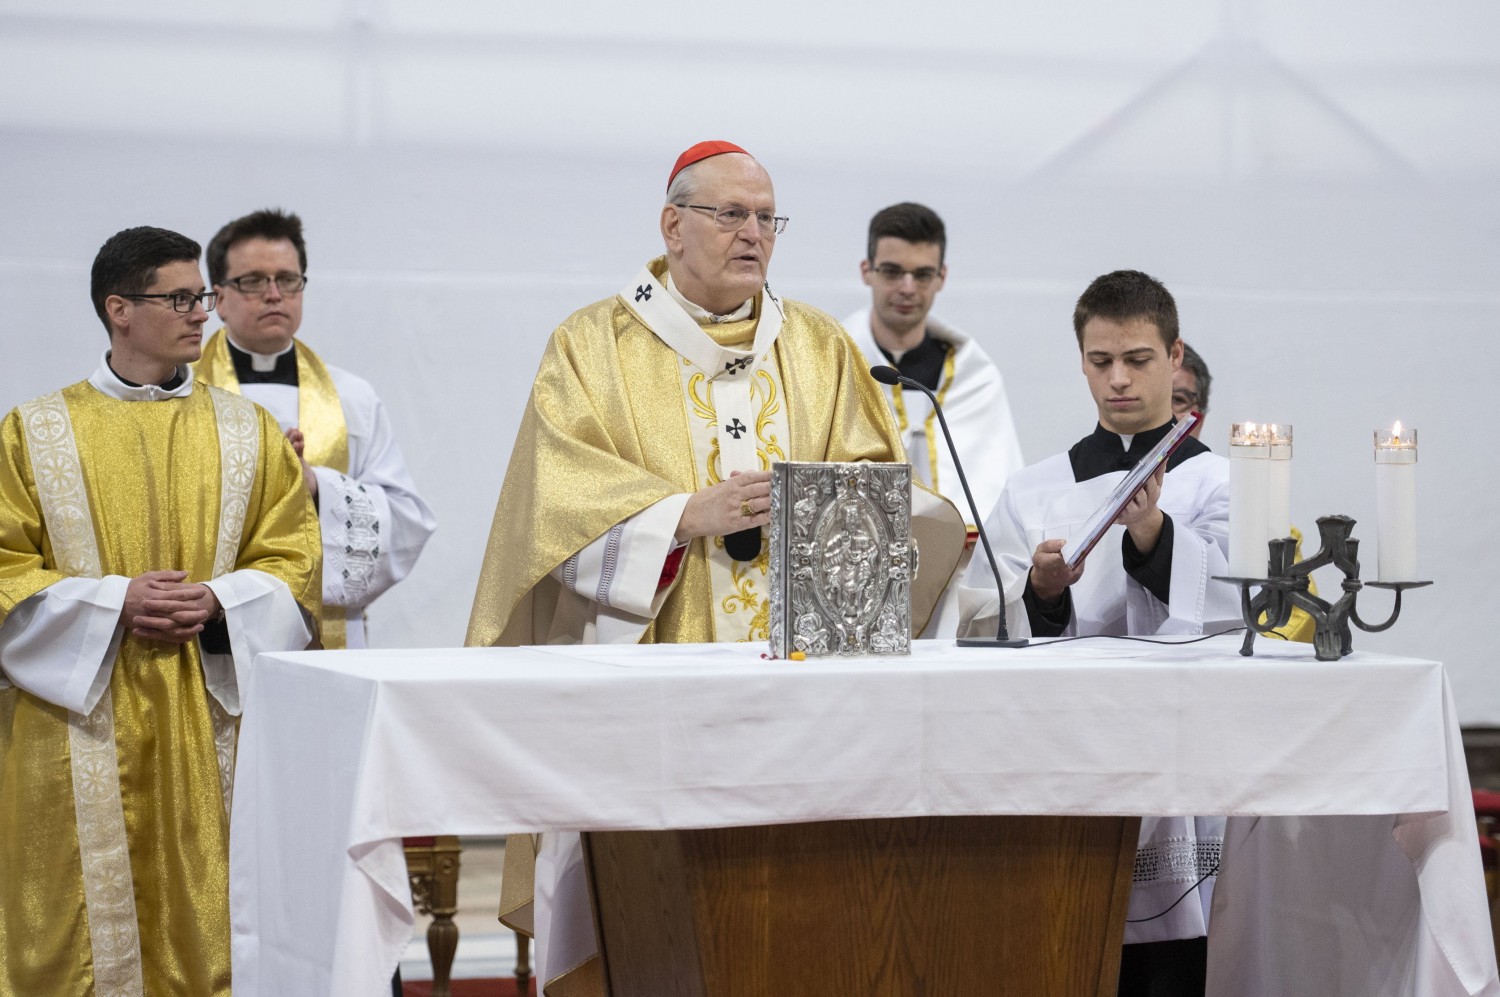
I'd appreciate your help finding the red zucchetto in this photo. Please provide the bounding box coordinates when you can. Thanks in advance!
[667,141,750,191]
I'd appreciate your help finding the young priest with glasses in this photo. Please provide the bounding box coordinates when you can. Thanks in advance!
[843,202,1024,635]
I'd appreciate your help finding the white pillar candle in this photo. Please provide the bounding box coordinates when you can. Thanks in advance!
[1374,423,1418,582]
[1266,424,1293,544]
[1229,423,1271,577]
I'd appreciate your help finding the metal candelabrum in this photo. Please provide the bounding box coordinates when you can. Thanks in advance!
[1215,514,1431,662]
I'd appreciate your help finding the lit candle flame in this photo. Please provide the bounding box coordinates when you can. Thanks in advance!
[1393,420,1402,436]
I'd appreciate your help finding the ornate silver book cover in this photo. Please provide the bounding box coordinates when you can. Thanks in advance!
[768,461,915,657]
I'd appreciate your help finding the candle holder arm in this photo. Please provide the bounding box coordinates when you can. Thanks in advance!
[1351,581,1433,633]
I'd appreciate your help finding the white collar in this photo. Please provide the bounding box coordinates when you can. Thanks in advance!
[225,329,295,372]
[88,351,194,401]
[665,272,754,323]
[922,314,972,349]
[847,307,971,362]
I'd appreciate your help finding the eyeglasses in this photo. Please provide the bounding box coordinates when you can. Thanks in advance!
[870,264,942,286]
[220,272,309,296]
[120,290,218,313]
[678,204,788,236]
[1171,389,1200,412]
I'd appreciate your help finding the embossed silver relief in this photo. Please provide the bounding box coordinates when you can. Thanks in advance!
[769,462,913,657]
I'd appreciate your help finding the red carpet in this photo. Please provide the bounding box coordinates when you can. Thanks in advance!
[402,979,535,996]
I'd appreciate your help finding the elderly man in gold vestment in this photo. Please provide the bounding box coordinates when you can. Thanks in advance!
[467,141,964,995]
[0,226,320,996]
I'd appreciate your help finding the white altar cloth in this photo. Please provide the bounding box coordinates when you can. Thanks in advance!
[228,636,1499,996]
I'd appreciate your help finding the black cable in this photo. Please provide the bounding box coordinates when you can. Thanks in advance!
[1027,627,1245,648]
[997,628,1244,923]
[1125,860,1221,923]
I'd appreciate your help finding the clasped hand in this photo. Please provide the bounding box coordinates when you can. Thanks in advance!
[675,470,772,543]
[121,570,222,645]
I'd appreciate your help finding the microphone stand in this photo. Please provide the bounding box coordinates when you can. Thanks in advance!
[871,365,1027,648]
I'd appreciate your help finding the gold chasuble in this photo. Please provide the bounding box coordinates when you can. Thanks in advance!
[195,327,352,647]
[467,256,963,650]
[0,380,319,996]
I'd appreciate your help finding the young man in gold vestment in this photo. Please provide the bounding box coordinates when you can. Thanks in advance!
[467,141,965,997]
[0,227,321,996]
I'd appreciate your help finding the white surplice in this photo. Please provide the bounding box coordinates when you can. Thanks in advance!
[958,433,1238,641]
[224,340,436,649]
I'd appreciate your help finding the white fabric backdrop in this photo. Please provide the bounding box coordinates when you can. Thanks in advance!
[2,1,1497,717]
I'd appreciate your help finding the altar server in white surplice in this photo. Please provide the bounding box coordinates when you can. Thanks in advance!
[959,269,1238,997]
[467,141,966,997]
[844,202,1024,636]
[194,209,436,649]
[0,226,320,996]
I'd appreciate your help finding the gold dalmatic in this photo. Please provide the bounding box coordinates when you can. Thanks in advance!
[0,381,320,996]
[195,328,351,647]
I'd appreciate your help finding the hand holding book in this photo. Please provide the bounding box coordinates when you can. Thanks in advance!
[1115,464,1167,553]
[1060,413,1200,570]
[1030,538,1085,603]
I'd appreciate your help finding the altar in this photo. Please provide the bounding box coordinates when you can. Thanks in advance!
[228,636,1499,996]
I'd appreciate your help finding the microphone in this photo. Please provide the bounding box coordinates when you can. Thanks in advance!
[870,364,1027,647]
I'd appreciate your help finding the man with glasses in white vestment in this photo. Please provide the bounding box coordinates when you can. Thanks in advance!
[844,202,1024,636]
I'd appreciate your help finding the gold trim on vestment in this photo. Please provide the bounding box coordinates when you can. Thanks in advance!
[886,346,957,503]
[542,953,605,997]
[682,337,785,641]
[18,392,103,578]
[205,386,258,814]
[207,697,238,821]
[496,833,537,938]
[67,689,144,997]
[927,348,957,500]
[20,391,145,996]
[289,348,348,473]
[207,387,259,579]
